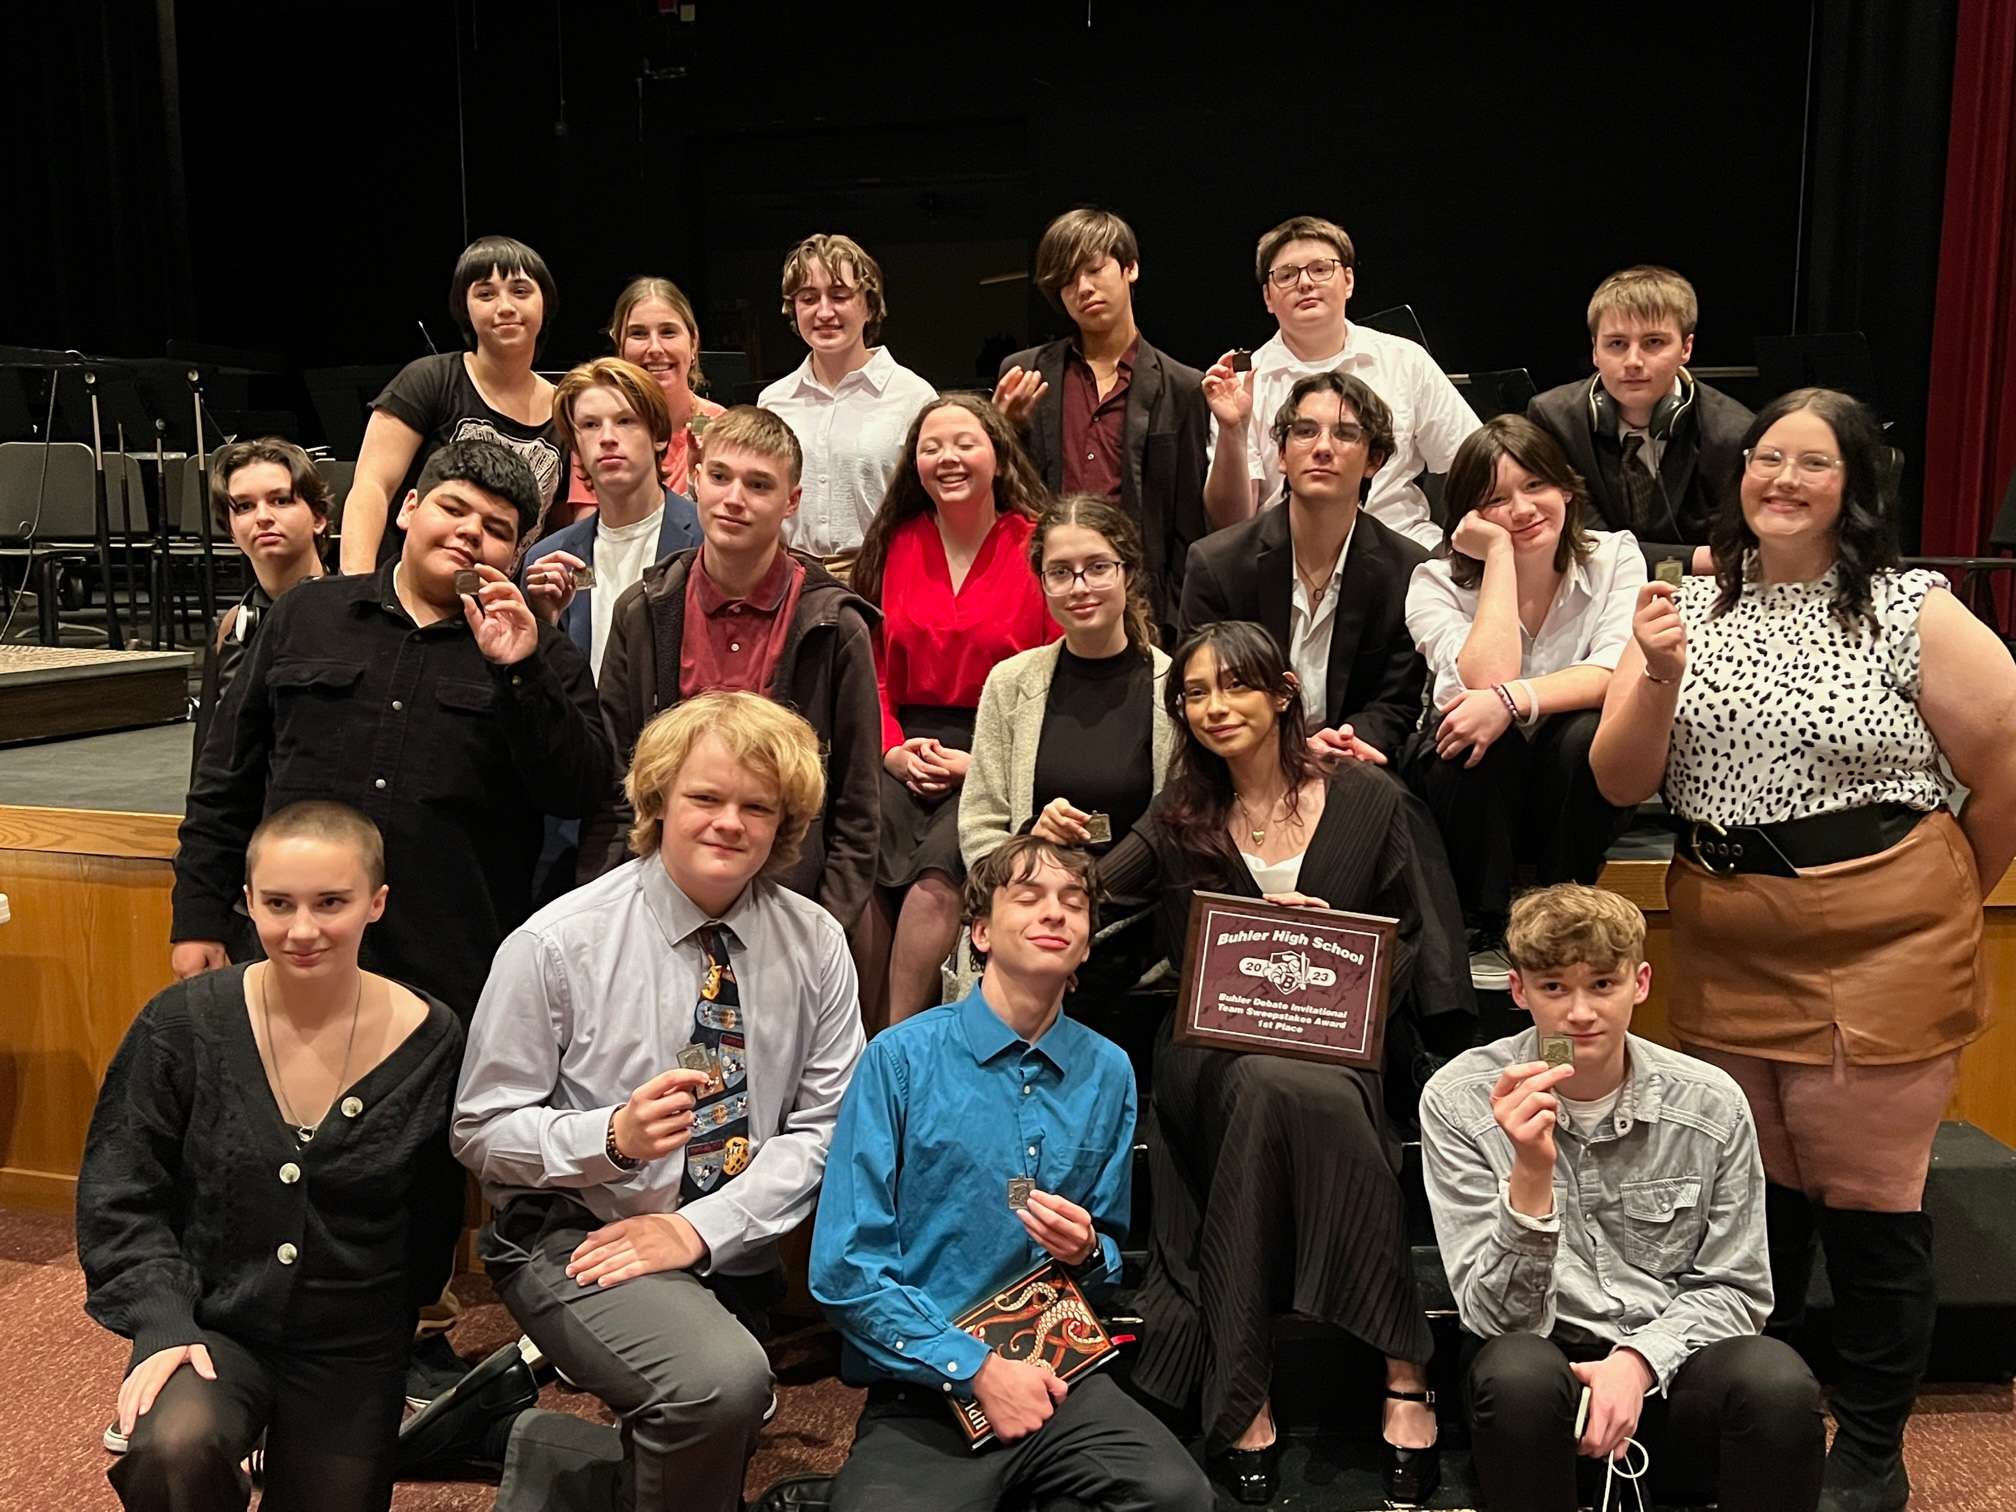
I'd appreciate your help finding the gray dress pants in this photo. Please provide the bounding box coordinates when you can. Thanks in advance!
[484,1194,776,1512]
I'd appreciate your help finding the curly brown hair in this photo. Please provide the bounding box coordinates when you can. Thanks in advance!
[851,394,1052,606]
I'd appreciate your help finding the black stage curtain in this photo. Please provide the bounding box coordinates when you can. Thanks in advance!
[0,2,194,359]
[1800,0,1961,551]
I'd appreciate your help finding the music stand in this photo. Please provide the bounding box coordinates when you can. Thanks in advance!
[88,369,161,644]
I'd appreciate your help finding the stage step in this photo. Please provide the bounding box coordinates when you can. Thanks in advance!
[0,643,191,745]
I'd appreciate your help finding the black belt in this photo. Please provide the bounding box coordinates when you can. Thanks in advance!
[1677,803,1926,878]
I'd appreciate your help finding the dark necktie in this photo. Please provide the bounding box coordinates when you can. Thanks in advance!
[1619,433,1661,536]
[680,924,752,1200]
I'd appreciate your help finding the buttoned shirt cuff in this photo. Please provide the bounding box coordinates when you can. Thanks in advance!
[1615,1331,1685,1394]
[673,1191,742,1275]
[170,900,239,945]
[568,1105,632,1185]
[911,1324,995,1397]
[490,641,563,700]
[1498,1180,1562,1250]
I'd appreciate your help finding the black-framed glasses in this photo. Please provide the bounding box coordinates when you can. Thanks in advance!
[1266,258,1344,290]
[1743,447,1843,480]
[1285,420,1365,447]
[1040,558,1122,593]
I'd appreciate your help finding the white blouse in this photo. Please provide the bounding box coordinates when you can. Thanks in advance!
[1406,529,1647,713]
[1662,567,1954,826]
[1242,849,1307,896]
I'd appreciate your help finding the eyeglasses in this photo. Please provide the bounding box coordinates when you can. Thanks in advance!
[1743,447,1843,480]
[1266,258,1344,290]
[1285,420,1366,447]
[1040,558,1122,593]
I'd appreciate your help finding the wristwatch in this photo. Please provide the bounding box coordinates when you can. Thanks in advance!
[606,1112,643,1172]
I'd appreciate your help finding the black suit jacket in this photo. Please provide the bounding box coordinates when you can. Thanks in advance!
[1526,374,1753,572]
[1178,504,1429,759]
[998,335,1209,637]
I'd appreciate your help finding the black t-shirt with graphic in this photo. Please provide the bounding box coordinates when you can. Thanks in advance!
[370,352,567,562]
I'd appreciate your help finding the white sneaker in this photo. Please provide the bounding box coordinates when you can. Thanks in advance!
[102,1420,128,1454]
[1469,947,1513,993]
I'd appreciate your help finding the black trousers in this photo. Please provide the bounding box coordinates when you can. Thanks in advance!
[108,1304,409,1512]
[828,1374,1214,1512]
[1465,1331,1825,1512]
[1405,708,1633,924]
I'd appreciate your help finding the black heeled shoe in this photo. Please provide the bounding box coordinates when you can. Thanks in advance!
[1208,1437,1281,1506]
[1381,1387,1441,1509]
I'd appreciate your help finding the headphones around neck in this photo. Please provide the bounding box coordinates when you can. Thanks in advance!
[1587,368,1696,442]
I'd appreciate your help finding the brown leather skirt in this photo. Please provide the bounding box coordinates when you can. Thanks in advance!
[1665,808,1987,1066]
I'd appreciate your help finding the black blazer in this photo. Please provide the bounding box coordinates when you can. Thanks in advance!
[998,335,1209,638]
[1178,504,1429,760]
[1526,374,1753,573]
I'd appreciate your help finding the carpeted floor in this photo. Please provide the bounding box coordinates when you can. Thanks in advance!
[7,1205,2014,1511]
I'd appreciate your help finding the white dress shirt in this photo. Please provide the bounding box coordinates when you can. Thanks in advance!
[451,854,866,1276]
[1405,529,1647,711]
[1209,323,1480,549]
[1288,520,1355,723]
[588,504,663,679]
[759,346,937,557]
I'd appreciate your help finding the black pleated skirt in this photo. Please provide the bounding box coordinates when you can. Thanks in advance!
[1131,1011,1432,1450]
[876,706,976,890]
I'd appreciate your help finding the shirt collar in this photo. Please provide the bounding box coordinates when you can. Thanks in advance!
[792,345,896,399]
[694,548,796,618]
[953,981,1082,1076]
[1517,1028,1664,1137]
[1066,336,1139,373]
[638,850,756,953]
[372,560,477,635]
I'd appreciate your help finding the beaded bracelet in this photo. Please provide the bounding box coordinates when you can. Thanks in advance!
[1491,683,1521,723]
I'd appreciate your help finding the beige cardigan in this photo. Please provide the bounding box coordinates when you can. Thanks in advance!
[958,639,1177,869]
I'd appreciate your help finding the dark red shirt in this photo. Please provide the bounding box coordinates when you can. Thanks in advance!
[1059,339,1137,499]
[874,511,1060,751]
[678,549,806,699]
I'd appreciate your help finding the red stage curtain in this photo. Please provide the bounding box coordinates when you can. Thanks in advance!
[1922,0,2016,556]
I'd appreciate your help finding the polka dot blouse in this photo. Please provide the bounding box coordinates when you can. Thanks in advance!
[1662,567,1954,827]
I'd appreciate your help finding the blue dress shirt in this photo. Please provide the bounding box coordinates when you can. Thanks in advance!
[810,983,1136,1397]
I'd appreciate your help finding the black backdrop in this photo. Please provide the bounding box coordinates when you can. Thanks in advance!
[1,0,1957,533]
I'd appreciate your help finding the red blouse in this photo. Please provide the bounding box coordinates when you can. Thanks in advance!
[875,510,1061,752]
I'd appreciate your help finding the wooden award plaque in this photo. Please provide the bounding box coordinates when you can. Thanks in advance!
[1171,890,1396,1067]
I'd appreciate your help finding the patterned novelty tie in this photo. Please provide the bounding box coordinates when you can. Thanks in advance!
[680,924,753,1201]
[1619,433,1661,537]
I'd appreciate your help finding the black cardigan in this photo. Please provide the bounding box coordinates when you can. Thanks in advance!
[76,965,466,1357]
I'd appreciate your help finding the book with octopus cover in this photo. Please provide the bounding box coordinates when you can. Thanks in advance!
[948,1260,1117,1449]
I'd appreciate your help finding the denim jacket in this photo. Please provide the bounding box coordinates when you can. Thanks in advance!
[1419,1030,1772,1390]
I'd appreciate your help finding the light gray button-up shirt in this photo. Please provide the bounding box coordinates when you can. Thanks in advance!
[1420,1030,1772,1391]
[452,854,865,1276]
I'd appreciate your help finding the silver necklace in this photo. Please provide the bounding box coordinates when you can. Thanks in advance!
[258,963,363,1145]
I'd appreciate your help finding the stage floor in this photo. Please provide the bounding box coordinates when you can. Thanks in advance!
[0,720,192,814]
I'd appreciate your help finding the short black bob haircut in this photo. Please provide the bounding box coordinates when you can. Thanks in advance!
[414,439,544,541]
[450,235,557,354]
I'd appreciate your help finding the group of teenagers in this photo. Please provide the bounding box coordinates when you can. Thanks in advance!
[72,206,2016,1512]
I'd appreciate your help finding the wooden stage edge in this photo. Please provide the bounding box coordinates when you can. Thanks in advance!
[3,804,2014,1213]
